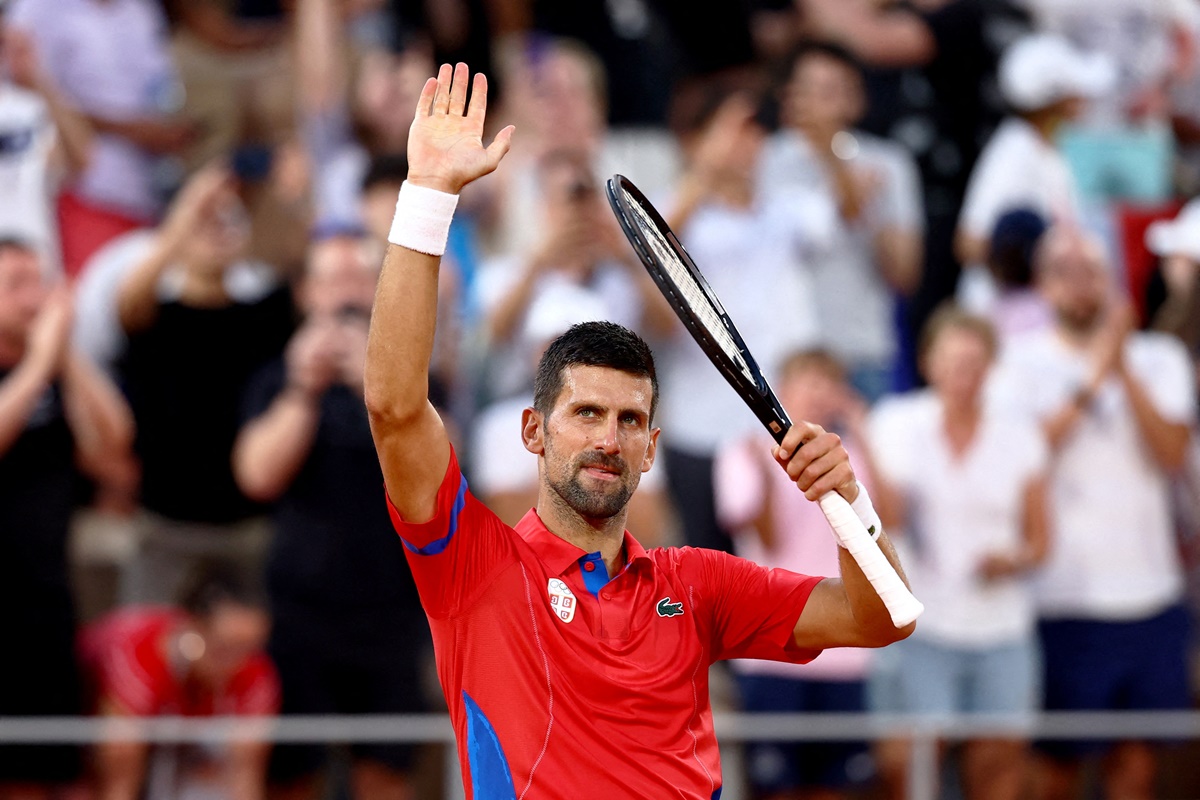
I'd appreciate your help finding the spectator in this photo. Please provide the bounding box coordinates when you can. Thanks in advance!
[8,0,196,276]
[955,33,1114,308]
[116,166,294,604]
[867,306,1049,800]
[0,238,133,799]
[986,207,1052,341]
[760,41,924,402]
[0,14,93,271]
[714,349,877,800]
[233,233,431,800]
[1144,198,1200,363]
[994,226,1195,800]
[472,281,668,539]
[476,147,674,401]
[658,88,827,553]
[80,563,279,800]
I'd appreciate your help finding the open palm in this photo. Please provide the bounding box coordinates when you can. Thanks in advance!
[406,63,514,194]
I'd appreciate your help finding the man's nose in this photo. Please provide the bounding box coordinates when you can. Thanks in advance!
[594,417,620,453]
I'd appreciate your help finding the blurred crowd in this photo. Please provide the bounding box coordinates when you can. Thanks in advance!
[1,0,1200,799]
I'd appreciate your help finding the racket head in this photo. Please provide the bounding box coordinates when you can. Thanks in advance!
[605,174,792,442]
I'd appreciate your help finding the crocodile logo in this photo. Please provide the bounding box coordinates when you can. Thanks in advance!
[656,597,684,617]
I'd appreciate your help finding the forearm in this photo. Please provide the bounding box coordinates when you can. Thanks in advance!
[1119,364,1191,471]
[60,350,134,478]
[115,236,177,334]
[94,740,147,800]
[837,531,914,639]
[0,357,56,456]
[234,392,322,502]
[227,742,269,800]
[38,79,93,175]
[874,227,922,296]
[485,264,539,344]
[294,0,348,114]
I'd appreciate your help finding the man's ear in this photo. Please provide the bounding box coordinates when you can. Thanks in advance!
[642,427,660,473]
[522,407,545,455]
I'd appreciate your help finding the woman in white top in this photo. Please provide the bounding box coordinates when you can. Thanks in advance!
[867,306,1050,800]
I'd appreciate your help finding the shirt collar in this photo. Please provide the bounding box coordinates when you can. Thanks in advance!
[515,508,652,577]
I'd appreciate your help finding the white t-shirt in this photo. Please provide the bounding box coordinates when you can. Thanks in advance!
[471,393,663,498]
[0,84,57,269]
[714,434,872,681]
[869,390,1048,648]
[993,329,1195,619]
[958,117,1081,243]
[10,0,179,218]
[655,190,828,455]
[758,130,923,366]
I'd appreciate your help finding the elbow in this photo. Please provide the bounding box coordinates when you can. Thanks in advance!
[867,618,915,648]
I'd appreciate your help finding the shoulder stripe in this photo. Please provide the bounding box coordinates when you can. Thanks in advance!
[399,475,468,556]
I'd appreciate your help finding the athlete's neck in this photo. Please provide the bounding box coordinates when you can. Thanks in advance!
[537,491,628,578]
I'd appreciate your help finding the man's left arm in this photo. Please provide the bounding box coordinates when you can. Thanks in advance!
[1117,343,1194,473]
[774,422,916,650]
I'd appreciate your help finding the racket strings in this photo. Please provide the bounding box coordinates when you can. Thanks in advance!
[627,197,755,383]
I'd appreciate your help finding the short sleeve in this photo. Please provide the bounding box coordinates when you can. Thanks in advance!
[712,438,767,532]
[686,548,823,664]
[386,447,519,618]
[1132,335,1198,424]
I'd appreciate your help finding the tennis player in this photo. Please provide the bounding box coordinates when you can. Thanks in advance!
[365,63,915,800]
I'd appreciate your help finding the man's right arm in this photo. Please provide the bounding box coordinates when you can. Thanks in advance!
[364,63,512,522]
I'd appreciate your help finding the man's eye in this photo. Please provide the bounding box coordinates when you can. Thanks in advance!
[579,408,596,417]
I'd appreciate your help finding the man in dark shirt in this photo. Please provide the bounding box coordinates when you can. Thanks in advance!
[234,233,429,800]
[116,166,294,603]
[0,238,133,797]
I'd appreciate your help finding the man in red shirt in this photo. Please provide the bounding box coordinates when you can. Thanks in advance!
[365,63,916,800]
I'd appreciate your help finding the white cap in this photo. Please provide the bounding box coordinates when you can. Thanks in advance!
[522,281,609,345]
[1146,199,1200,261]
[999,33,1116,112]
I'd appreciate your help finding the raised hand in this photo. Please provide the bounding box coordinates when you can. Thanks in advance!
[25,285,74,377]
[406,63,514,195]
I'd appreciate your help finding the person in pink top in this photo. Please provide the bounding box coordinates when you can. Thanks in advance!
[714,349,881,800]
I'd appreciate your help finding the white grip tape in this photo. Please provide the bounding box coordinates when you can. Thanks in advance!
[387,181,460,256]
[818,491,924,628]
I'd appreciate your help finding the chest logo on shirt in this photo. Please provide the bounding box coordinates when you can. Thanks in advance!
[656,597,684,618]
[547,578,577,623]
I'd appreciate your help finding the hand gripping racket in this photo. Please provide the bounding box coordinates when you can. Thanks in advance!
[606,174,922,628]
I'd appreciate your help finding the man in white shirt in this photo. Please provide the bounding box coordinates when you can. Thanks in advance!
[994,225,1195,800]
[760,41,924,403]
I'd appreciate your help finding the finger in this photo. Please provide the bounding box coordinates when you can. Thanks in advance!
[415,76,437,117]
[783,431,841,482]
[776,422,821,463]
[800,459,855,501]
[433,63,453,115]
[467,72,489,125]
[448,62,470,116]
[485,125,516,171]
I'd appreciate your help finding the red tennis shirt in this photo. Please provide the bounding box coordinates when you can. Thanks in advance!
[388,448,824,799]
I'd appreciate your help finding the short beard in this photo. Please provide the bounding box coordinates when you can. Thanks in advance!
[544,435,635,520]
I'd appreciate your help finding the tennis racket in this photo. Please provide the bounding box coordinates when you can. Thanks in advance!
[606,174,922,628]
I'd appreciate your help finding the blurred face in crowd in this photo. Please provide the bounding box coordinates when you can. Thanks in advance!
[783,52,865,134]
[0,244,45,350]
[188,601,270,690]
[183,189,251,275]
[1036,228,1110,334]
[534,365,657,521]
[778,357,846,430]
[923,323,995,410]
[302,235,379,319]
[356,46,435,152]
[518,46,607,152]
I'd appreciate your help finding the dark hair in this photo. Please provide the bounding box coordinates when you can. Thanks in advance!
[987,207,1048,289]
[779,40,863,83]
[177,562,265,619]
[361,153,410,193]
[533,321,658,421]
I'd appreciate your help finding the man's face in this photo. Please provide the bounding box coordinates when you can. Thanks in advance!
[924,326,993,408]
[302,237,378,319]
[0,246,45,344]
[191,602,269,689]
[530,365,658,520]
[779,365,843,429]
[783,54,864,133]
[1039,238,1110,333]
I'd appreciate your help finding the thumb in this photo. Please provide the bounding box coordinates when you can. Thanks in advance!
[485,125,516,171]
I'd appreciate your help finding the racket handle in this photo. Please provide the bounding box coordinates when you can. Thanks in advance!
[817,492,924,628]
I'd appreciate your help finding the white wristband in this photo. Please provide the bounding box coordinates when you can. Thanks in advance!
[848,481,883,543]
[387,181,459,256]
